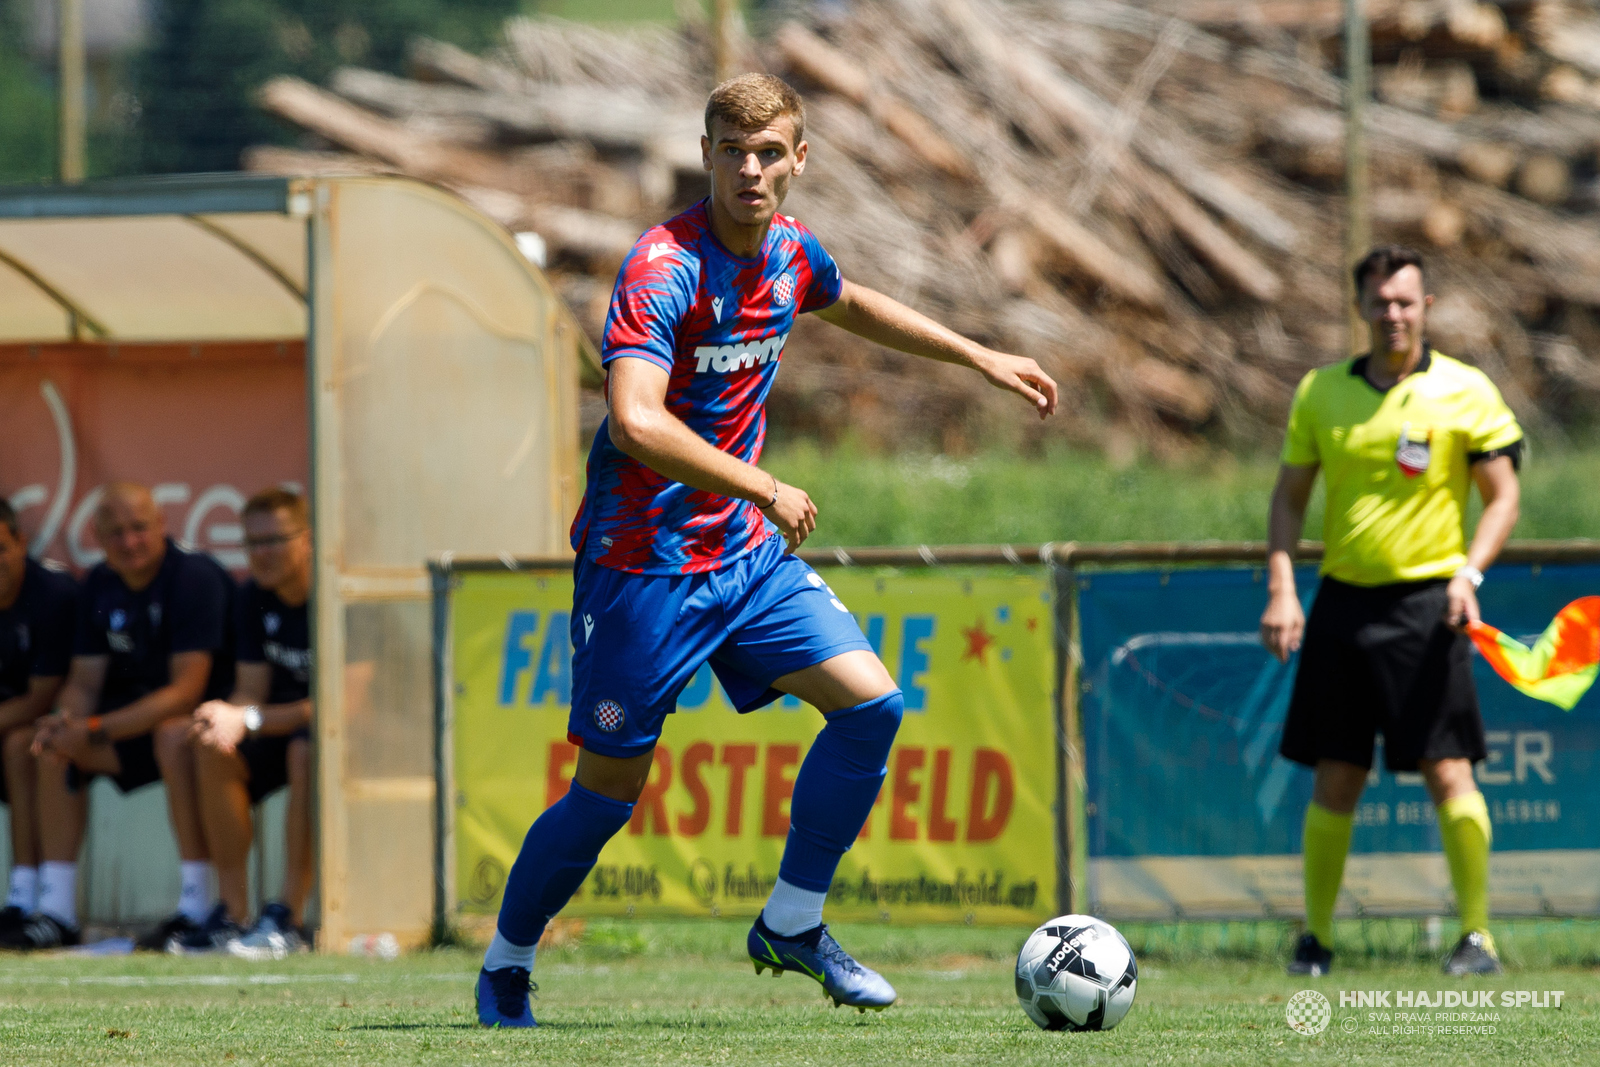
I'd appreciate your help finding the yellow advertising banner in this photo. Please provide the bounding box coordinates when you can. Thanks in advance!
[452,567,1057,925]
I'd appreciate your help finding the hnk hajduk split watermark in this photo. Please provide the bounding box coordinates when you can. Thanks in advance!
[1286,988,1564,1038]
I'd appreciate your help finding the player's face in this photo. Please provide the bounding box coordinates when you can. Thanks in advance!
[1360,265,1432,357]
[702,116,807,228]
[0,523,24,606]
[95,494,165,583]
[243,508,310,593]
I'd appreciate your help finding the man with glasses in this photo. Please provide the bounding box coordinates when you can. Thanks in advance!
[3,483,235,951]
[174,487,315,955]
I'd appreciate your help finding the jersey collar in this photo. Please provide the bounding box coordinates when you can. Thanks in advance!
[697,198,775,265]
[1350,347,1433,393]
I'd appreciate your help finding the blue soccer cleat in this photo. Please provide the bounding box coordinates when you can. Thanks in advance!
[747,915,897,1012]
[475,966,538,1028]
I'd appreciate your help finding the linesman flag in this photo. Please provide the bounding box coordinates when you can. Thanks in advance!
[1468,597,1600,711]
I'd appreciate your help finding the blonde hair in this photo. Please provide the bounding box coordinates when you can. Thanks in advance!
[705,73,805,147]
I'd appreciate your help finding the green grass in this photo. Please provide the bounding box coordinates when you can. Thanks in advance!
[524,0,680,22]
[761,441,1600,547]
[4,919,1598,1065]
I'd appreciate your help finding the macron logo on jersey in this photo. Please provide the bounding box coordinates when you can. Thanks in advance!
[647,242,674,262]
[712,296,725,322]
[693,332,789,374]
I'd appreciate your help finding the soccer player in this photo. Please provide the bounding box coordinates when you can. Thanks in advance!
[1261,245,1522,978]
[178,487,314,955]
[2,483,235,951]
[475,74,1058,1027]
[0,500,77,936]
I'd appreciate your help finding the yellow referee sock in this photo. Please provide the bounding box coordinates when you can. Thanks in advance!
[1438,791,1493,944]
[1302,802,1354,947]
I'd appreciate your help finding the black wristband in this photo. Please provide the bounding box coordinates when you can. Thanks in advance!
[758,474,779,510]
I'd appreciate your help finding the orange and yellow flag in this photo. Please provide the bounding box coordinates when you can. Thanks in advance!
[1468,597,1600,711]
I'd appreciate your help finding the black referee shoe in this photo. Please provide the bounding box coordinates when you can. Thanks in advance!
[1444,932,1502,976]
[1287,932,1333,976]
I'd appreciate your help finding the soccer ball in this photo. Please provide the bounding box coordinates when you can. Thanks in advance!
[1014,915,1138,1031]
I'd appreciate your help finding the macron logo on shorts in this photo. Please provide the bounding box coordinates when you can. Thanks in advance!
[693,332,788,374]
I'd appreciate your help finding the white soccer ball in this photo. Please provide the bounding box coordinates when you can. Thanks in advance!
[1014,915,1138,1031]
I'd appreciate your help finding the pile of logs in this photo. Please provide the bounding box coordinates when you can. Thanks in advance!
[247,0,1600,456]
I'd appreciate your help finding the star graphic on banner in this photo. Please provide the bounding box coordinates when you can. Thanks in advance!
[962,619,996,664]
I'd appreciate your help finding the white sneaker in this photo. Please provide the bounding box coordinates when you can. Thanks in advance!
[227,903,307,961]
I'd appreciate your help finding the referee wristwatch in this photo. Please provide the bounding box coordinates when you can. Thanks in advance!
[1454,565,1485,590]
[242,705,264,736]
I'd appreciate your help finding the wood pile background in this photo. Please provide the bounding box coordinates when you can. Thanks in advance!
[246,0,1600,457]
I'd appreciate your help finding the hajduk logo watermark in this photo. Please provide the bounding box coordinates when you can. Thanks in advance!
[1288,989,1568,1039]
[1286,990,1332,1035]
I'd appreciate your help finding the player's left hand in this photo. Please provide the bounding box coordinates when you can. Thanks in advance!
[1444,575,1481,632]
[972,350,1059,419]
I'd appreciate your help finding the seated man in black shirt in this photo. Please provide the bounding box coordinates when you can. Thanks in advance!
[3,483,235,951]
[0,500,78,935]
[183,487,315,955]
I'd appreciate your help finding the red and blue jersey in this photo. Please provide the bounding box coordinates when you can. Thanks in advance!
[570,200,843,575]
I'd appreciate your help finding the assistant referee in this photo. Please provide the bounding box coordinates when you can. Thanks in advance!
[1261,246,1522,978]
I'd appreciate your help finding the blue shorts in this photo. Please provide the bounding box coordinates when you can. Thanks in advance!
[568,535,872,757]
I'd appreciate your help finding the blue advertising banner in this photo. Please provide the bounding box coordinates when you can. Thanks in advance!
[1077,565,1600,919]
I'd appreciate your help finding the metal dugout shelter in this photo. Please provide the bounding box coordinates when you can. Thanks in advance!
[0,174,588,949]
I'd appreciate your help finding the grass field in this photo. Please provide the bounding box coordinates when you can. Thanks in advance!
[5,919,1598,1066]
[762,441,1600,547]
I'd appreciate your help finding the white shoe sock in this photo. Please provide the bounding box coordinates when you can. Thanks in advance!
[179,862,214,921]
[37,862,76,927]
[761,877,827,936]
[6,866,38,911]
[483,930,537,972]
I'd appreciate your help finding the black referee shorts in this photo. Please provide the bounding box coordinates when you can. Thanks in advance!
[1279,576,1486,773]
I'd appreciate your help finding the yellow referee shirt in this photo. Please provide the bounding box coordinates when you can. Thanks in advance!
[1282,350,1522,587]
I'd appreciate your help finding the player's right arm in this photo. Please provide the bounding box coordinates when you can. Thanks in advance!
[1261,463,1318,663]
[607,356,815,550]
[1261,369,1321,663]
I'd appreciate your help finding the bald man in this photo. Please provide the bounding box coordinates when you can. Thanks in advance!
[0,484,235,951]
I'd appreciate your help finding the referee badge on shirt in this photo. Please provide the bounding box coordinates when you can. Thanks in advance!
[1395,422,1431,478]
[593,700,626,734]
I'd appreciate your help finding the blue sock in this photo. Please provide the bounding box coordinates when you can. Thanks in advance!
[778,690,904,894]
[493,780,634,950]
